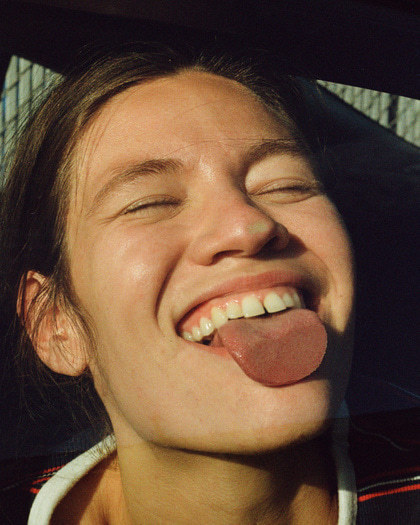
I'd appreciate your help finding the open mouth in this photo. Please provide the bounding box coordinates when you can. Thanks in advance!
[176,286,326,387]
[178,288,306,346]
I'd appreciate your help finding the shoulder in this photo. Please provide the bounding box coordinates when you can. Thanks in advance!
[51,451,121,525]
[349,408,420,525]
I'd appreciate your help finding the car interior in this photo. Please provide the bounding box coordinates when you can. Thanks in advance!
[0,2,418,522]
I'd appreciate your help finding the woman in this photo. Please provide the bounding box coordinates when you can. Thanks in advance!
[0,48,370,524]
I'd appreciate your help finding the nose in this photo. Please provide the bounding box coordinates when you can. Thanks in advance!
[186,192,290,266]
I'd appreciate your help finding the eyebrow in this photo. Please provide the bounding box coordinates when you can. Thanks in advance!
[87,138,308,217]
[87,158,182,216]
[243,138,308,166]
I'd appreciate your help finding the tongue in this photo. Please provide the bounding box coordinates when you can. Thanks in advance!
[211,309,327,386]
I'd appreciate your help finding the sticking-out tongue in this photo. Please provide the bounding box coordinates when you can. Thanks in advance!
[211,309,327,386]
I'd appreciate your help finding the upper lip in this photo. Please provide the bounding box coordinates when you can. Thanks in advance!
[175,269,322,328]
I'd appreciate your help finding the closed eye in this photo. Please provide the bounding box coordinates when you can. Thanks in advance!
[122,196,181,221]
[251,179,324,203]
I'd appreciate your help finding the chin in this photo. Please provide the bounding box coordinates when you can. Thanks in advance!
[236,397,335,454]
[192,419,333,457]
[160,377,338,456]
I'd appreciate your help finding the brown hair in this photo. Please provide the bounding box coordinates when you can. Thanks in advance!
[0,46,320,444]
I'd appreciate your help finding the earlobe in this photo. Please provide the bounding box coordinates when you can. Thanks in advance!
[18,271,88,376]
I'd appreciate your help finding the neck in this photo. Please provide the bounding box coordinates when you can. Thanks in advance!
[110,433,338,525]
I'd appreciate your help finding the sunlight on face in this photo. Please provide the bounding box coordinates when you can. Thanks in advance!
[66,71,355,453]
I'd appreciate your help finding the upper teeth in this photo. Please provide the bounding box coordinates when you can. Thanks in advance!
[182,291,304,343]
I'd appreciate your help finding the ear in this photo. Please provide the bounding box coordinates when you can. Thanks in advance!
[18,271,88,376]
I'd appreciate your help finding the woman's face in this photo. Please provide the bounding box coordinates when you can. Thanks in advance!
[66,71,354,453]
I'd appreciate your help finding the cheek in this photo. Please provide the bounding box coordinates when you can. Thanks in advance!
[291,198,354,275]
[69,223,187,412]
[283,198,355,331]
[69,222,185,322]
[318,212,354,297]
[313,218,353,276]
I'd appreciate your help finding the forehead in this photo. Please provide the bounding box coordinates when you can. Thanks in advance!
[72,71,291,210]
[77,71,288,165]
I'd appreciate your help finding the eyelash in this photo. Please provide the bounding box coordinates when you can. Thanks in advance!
[123,196,179,214]
[252,180,322,197]
[121,179,321,218]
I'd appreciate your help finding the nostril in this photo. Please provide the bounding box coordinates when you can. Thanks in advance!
[186,200,290,265]
[258,223,289,253]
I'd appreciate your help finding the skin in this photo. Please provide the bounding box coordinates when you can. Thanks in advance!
[31,71,355,523]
